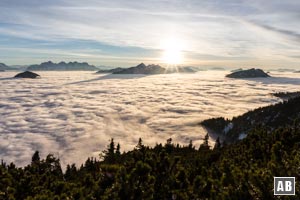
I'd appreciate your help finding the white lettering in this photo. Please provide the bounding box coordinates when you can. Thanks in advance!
[277,181,284,191]
[285,181,292,191]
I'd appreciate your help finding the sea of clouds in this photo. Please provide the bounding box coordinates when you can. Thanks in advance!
[0,70,299,167]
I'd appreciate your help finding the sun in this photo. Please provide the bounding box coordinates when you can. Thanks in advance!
[161,38,184,65]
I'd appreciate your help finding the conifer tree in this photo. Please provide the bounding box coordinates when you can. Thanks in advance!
[31,151,40,163]
[214,137,221,150]
[199,133,210,150]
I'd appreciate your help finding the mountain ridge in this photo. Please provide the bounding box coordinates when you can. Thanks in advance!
[27,61,99,71]
[201,95,300,142]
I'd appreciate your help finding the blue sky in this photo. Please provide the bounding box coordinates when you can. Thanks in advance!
[0,0,299,68]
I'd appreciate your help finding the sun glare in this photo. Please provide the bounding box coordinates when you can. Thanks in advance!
[161,38,184,65]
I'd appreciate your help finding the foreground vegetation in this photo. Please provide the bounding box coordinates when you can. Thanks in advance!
[1,120,300,199]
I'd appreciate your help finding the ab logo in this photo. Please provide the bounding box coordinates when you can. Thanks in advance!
[274,177,295,195]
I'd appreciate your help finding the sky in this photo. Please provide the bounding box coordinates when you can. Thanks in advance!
[0,0,299,68]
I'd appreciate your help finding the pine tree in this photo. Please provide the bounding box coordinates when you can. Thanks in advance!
[103,138,116,163]
[31,151,40,163]
[188,140,194,149]
[213,137,221,150]
[116,143,121,156]
[199,133,210,150]
[136,138,144,150]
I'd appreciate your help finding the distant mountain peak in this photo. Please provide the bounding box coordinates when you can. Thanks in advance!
[0,62,16,71]
[136,63,146,68]
[113,63,165,74]
[27,61,98,71]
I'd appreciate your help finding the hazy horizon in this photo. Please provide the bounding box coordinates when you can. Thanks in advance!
[0,0,299,68]
[4,61,300,71]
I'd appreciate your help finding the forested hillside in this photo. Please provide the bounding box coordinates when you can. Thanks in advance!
[1,121,300,199]
[201,96,300,142]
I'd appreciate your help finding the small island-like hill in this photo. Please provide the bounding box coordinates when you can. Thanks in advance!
[14,71,41,79]
[226,68,270,78]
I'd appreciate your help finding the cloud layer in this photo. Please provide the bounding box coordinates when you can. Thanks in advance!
[0,0,299,67]
[1,71,300,167]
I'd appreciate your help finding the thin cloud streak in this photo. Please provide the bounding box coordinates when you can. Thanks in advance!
[249,22,300,43]
[0,0,299,67]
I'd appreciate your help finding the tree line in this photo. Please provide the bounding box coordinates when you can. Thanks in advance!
[1,121,300,199]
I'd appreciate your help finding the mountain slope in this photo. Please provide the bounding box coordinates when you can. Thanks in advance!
[96,67,124,73]
[201,96,300,142]
[113,63,166,74]
[0,63,15,71]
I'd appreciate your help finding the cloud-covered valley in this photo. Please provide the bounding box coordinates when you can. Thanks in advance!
[0,71,299,167]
